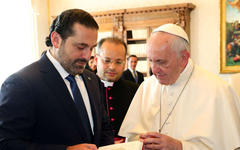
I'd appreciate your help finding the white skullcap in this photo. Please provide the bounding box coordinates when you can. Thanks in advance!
[152,23,189,43]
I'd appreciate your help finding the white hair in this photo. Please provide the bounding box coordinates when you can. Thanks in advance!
[168,34,190,58]
[151,31,190,55]
[171,35,189,51]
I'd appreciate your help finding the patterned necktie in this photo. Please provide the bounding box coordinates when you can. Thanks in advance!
[133,71,138,83]
[66,74,93,141]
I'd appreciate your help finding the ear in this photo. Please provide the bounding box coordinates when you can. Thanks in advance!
[93,56,97,65]
[180,50,190,67]
[94,54,98,63]
[51,31,62,49]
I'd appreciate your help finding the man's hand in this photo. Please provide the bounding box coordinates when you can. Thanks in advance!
[139,132,182,150]
[114,138,125,144]
[67,143,98,150]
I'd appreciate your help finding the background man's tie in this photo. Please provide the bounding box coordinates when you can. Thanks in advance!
[133,71,138,83]
[66,74,93,141]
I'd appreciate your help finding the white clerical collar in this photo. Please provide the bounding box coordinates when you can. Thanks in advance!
[101,80,114,87]
[46,50,69,79]
[164,58,194,90]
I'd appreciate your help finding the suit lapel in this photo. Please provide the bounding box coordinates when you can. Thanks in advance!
[38,54,90,139]
[127,69,135,82]
[81,71,99,138]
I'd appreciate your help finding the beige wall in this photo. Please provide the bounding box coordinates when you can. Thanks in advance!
[32,0,49,57]
[38,0,232,80]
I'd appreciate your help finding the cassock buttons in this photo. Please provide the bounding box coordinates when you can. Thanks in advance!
[110,107,114,110]
[111,118,115,122]
[107,87,111,90]
[109,96,112,100]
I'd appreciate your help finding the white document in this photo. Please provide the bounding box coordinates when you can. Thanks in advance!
[98,141,143,150]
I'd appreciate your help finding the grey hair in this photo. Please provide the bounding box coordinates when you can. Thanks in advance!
[170,35,190,56]
[152,31,190,56]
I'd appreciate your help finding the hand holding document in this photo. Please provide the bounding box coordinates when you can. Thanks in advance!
[98,141,143,150]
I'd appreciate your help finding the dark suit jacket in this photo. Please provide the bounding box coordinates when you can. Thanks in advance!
[121,69,144,85]
[0,54,113,150]
[100,79,138,138]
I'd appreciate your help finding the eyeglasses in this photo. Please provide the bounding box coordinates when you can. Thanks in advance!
[97,55,125,66]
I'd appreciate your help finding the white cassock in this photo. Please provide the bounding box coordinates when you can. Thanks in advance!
[229,73,240,99]
[118,59,240,150]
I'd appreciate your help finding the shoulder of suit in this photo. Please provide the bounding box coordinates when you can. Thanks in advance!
[136,71,144,75]
[83,69,97,77]
[119,79,139,89]
[13,60,42,80]
[83,69,99,81]
[123,69,131,74]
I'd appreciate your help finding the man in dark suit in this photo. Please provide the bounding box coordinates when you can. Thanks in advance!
[95,37,138,143]
[0,9,113,150]
[121,55,144,85]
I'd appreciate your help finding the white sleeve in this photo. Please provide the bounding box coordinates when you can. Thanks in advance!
[118,82,144,139]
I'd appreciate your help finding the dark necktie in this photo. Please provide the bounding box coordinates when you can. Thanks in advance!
[133,71,138,83]
[66,74,93,141]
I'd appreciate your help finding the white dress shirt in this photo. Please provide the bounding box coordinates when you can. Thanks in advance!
[46,50,94,133]
[128,68,137,79]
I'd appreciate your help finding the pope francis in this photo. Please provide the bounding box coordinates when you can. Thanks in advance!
[118,24,240,150]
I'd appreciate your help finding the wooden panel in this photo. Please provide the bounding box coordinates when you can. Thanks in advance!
[91,3,195,37]
[90,3,195,77]
[94,16,116,31]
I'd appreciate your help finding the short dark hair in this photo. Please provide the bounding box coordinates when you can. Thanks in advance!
[45,9,99,47]
[127,55,138,61]
[89,56,94,60]
[97,37,127,55]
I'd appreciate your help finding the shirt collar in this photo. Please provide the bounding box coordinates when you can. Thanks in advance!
[101,80,114,87]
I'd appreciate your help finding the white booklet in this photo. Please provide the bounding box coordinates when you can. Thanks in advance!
[98,141,143,150]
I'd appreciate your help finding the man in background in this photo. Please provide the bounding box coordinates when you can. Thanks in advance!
[121,55,144,85]
[119,24,240,150]
[96,37,138,143]
[86,56,97,73]
[0,9,113,150]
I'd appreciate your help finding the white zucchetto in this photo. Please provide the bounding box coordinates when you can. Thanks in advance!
[152,23,189,43]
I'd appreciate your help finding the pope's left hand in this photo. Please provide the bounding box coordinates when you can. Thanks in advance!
[139,132,182,150]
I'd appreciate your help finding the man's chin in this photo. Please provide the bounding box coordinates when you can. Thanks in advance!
[157,78,169,85]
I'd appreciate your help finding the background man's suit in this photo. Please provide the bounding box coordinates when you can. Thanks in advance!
[0,54,113,150]
[121,69,144,85]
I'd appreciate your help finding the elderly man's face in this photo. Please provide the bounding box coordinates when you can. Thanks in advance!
[146,32,187,85]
